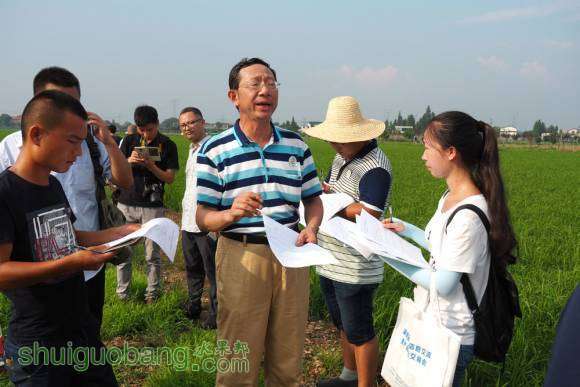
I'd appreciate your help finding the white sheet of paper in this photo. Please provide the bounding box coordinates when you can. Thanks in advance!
[103,218,180,263]
[84,266,103,282]
[263,215,339,268]
[299,192,355,226]
[321,217,374,259]
[356,210,429,269]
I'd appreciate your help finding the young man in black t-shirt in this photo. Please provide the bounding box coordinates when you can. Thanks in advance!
[0,91,139,386]
[115,105,179,303]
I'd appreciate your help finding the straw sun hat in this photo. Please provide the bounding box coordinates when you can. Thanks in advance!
[303,96,385,143]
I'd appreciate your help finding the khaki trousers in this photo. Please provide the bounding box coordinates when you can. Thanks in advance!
[115,203,165,299]
[215,236,310,387]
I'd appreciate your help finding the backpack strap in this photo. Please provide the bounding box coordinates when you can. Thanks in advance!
[460,273,479,315]
[445,204,490,234]
[445,204,491,314]
[85,131,107,229]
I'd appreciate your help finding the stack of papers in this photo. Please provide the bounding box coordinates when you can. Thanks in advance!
[84,218,180,281]
[322,217,374,258]
[299,193,355,226]
[356,210,429,269]
[263,215,339,268]
[298,193,428,269]
[265,190,430,271]
[298,192,375,257]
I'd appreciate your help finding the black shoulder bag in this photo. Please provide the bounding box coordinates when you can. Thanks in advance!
[445,204,522,363]
[86,133,130,264]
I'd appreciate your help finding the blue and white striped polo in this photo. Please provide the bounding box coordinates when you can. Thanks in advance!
[196,121,322,234]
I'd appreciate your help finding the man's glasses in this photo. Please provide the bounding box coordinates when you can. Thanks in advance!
[180,119,203,129]
[240,80,281,91]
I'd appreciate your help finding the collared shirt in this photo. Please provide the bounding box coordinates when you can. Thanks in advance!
[325,139,392,212]
[118,132,179,208]
[196,120,322,234]
[0,131,21,172]
[0,131,111,232]
[181,135,211,233]
[317,139,392,285]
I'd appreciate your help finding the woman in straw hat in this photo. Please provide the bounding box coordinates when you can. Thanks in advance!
[303,96,392,387]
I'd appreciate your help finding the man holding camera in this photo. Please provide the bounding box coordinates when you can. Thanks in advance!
[116,105,179,303]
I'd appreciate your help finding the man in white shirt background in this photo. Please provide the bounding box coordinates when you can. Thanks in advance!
[178,106,217,329]
[0,67,134,336]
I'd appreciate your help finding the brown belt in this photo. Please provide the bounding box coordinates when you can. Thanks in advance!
[221,232,269,245]
[221,225,299,245]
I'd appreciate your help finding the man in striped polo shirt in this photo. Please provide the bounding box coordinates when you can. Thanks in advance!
[196,57,323,387]
[304,96,392,387]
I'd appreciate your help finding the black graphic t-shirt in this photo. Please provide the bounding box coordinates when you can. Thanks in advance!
[0,169,93,343]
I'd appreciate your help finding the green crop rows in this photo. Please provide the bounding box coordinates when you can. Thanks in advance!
[0,129,578,386]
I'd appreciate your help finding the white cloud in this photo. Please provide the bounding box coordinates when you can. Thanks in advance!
[545,39,574,49]
[459,3,579,24]
[477,56,509,71]
[519,61,548,79]
[339,65,399,84]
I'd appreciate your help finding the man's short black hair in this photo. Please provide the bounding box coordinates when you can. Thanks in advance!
[33,67,81,96]
[21,90,88,142]
[228,57,277,90]
[134,105,159,126]
[179,107,204,119]
[108,124,117,134]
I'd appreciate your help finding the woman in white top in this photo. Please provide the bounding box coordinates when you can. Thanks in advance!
[383,111,517,386]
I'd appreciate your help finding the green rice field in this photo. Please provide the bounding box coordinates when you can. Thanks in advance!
[0,129,578,386]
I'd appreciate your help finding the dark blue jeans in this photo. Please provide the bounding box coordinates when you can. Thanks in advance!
[319,276,378,345]
[453,344,474,387]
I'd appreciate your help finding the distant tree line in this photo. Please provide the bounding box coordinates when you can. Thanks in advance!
[276,117,300,131]
[382,106,435,140]
[0,114,15,128]
[1,110,577,145]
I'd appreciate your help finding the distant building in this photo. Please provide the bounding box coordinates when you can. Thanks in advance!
[299,121,322,135]
[394,125,413,133]
[566,128,578,137]
[299,121,322,129]
[11,115,21,126]
[500,126,518,138]
[205,122,232,133]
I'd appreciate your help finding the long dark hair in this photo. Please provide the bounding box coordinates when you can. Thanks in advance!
[425,111,517,265]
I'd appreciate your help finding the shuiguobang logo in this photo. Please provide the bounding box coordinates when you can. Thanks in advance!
[400,329,432,367]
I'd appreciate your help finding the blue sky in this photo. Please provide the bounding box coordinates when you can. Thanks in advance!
[1,0,579,130]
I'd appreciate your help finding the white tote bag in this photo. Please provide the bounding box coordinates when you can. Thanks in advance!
[381,274,461,387]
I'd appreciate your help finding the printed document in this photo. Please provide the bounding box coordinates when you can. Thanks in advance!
[357,210,429,268]
[263,215,339,268]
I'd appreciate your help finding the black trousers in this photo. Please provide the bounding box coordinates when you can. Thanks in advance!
[181,230,217,318]
[5,331,118,387]
[85,267,105,337]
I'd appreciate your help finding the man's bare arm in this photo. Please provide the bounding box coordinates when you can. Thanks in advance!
[0,242,114,290]
[337,202,381,220]
[295,196,323,246]
[75,223,141,247]
[88,112,133,189]
[147,166,176,184]
[196,192,263,232]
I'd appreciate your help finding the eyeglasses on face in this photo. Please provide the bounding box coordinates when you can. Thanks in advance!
[179,118,203,129]
[239,80,281,91]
